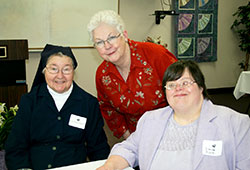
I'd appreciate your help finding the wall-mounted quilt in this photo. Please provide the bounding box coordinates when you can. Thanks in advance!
[174,0,218,62]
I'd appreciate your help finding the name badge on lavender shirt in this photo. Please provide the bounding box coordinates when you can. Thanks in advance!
[202,140,223,156]
[68,114,87,130]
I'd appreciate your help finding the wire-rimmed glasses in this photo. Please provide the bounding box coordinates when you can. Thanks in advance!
[94,33,121,48]
[165,79,196,90]
[45,65,73,75]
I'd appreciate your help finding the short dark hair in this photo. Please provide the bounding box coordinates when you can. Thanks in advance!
[162,60,209,99]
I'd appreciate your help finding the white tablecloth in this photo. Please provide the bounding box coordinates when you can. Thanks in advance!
[233,71,250,100]
[50,159,134,170]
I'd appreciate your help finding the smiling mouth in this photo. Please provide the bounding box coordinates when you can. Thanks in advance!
[55,81,65,84]
[107,50,116,56]
[174,94,187,97]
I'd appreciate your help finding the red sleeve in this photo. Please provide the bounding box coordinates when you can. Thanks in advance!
[95,67,128,139]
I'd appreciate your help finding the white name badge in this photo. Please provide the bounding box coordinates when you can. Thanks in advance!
[202,140,223,156]
[68,114,87,130]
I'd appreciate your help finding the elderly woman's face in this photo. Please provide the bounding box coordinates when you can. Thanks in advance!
[92,23,128,65]
[44,55,74,93]
[165,68,203,111]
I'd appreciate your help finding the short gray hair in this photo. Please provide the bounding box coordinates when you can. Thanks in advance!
[87,10,125,42]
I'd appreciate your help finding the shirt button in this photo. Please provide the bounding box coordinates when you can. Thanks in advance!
[57,116,61,120]
[48,164,52,168]
[56,135,61,140]
[52,146,57,151]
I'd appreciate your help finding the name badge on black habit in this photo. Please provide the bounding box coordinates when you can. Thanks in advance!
[68,114,87,130]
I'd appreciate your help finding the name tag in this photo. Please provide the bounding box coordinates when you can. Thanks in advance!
[202,140,222,156]
[68,114,87,130]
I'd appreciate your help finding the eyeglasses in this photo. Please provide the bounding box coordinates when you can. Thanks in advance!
[94,33,121,48]
[46,65,73,75]
[165,79,196,90]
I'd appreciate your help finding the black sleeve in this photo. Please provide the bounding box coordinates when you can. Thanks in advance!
[84,97,110,161]
[4,95,32,170]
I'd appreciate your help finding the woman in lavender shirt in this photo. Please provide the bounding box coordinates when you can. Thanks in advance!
[97,60,250,170]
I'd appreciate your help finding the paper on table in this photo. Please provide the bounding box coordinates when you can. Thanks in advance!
[50,159,134,170]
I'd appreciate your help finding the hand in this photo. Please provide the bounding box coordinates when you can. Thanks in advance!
[122,130,131,139]
[96,155,129,170]
[96,164,114,170]
[96,161,118,170]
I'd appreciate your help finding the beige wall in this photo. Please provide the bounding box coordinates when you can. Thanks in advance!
[25,0,249,147]
[26,0,248,97]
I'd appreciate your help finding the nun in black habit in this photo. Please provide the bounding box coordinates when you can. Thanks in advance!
[5,44,110,170]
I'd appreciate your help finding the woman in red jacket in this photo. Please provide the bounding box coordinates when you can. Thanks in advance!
[87,10,177,139]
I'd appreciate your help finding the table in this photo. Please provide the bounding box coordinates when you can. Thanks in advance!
[233,71,250,99]
[50,159,134,170]
[233,71,250,113]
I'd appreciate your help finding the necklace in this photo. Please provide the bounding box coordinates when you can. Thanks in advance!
[116,44,131,81]
[116,66,130,81]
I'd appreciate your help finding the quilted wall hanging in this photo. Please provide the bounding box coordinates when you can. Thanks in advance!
[174,0,218,62]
